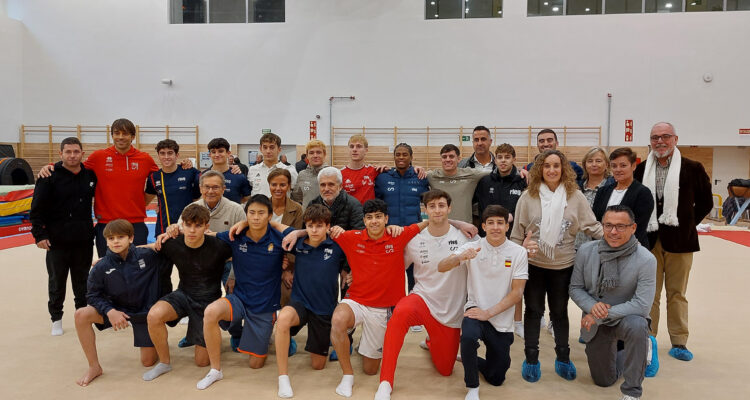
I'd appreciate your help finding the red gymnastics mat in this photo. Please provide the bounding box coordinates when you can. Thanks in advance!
[0,233,35,250]
[699,230,750,247]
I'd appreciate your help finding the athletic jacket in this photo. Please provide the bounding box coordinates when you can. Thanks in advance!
[84,146,158,224]
[87,245,168,318]
[374,167,429,226]
[474,166,527,217]
[30,161,97,245]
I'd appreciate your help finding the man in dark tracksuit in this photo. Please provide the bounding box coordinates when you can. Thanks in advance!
[74,219,169,387]
[473,145,527,237]
[30,137,97,336]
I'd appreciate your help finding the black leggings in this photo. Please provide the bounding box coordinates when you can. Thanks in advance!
[523,264,574,363]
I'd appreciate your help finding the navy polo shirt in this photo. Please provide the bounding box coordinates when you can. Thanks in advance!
[217,225,295,314]
[146,166,201,237]
[290,237,345,316]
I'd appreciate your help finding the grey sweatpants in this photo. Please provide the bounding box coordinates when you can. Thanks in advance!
[585,314,649,398]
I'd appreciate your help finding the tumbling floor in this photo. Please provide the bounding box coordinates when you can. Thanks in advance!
[1,233,748,399]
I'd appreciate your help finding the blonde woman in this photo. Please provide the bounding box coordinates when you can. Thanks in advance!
[511,150,603,383]
[576,147,613,248]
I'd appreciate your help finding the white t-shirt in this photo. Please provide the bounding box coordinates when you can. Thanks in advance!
[247,162,298,197]
[607,188,628,207]
[271,212,283,223]
[405,226,477,328]
[455,238,528,332]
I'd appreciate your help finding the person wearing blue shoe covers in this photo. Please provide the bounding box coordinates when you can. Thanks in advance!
[570,205,657,400]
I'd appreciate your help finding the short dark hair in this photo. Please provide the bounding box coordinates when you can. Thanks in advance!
[303,204,331,225]
[156,139,179,153]
[421,189,452,206]
[111,118,136,137]
[495,143,516,158]
[603,205,635,224]
[260,132,281,147]
[537,129,558,141]
[363,198,388,216]
[267,168,292,184]
[60,137,82,151]
[207,138,231,152]
[181,203,210,225]
[609,147,637,164]
[473,125,490,135]
[102,219,134,238]
[394,143,413,157]
[482,205,509,224]
[244,194,273,214]
[300,154,306,160]
[440,144,460,156]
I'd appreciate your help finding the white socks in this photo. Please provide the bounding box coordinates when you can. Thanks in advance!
[465,387,480,400]
[143,362,172,381]
[51,320,63,336]
[197,368,223,390]
[179,317,189,325]
[647,337,653,364]
[374,381,392,400]
[336,374,354,397]
[278,375,293,398]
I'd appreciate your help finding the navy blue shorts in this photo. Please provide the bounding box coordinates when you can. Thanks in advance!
[219,294,276,357]
[95,311,153,348]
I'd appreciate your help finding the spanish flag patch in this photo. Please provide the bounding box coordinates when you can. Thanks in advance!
[504,258,512,268]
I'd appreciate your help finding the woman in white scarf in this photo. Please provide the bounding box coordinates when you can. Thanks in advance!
[511,150,603,383]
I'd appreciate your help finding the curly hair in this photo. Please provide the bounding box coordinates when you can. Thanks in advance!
[527,150,579,198]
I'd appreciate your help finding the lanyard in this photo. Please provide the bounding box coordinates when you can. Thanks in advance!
[160,171,171,226]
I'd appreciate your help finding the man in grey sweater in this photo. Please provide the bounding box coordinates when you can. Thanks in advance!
[569,205,657,400]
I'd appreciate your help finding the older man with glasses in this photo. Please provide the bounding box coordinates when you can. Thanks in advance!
[570,205,657,400]
[633,122,712,362]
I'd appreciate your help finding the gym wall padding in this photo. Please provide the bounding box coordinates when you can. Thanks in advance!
[0,158,35,185]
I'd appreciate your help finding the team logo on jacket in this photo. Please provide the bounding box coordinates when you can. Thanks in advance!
[362,176,373,186]
[138,259,146,269]
[323,248,333,260]
[268,243,274,253]
[131,162,139,170]
[509,189,522,196]
[90,182,94,187]
[239,243,248,253]
[106,157,113,163]
[489,188,495,194]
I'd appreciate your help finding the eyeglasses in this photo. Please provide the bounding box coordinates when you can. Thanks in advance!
[202,185,223,192]
[649,134,675,142]
[603,223,633,232]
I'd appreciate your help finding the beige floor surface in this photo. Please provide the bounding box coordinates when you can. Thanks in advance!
[1,234,748,399]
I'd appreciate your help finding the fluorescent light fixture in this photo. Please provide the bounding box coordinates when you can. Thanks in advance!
[552,6,559,11]
[585,7,590,11]
[543,1,549,5]
[665,2,673,8]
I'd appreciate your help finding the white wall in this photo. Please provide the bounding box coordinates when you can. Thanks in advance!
[0,1,22,147]
[5,0,750,149]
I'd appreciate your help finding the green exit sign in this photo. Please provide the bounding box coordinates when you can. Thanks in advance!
[462,135,471,142]
[262,129,272,134]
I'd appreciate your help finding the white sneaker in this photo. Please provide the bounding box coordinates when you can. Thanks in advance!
[419,340,429,350]
[197,368,223,390]
[619,395,640,400]
[410,325,423,332]
[514,321,524,339]
[179,317,189,325]
[51,320,63,336]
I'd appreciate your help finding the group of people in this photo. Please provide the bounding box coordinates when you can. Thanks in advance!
[28,119,713,400]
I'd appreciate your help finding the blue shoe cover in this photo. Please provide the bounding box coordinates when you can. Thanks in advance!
[522,360,541,382]
[645,336,660,377]
[555,359,577,380]
[669,346,693,361]
[177,336,193,348]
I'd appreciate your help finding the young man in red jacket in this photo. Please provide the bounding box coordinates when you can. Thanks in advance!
[39,118,159,256]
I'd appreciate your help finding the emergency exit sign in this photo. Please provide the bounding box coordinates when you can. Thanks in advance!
[740,129,750,135]
[462,135,471,141]
[262,129,272,134]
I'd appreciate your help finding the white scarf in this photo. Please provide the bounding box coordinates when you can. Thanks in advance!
[538,183,567,260]
[642,147,681,232]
